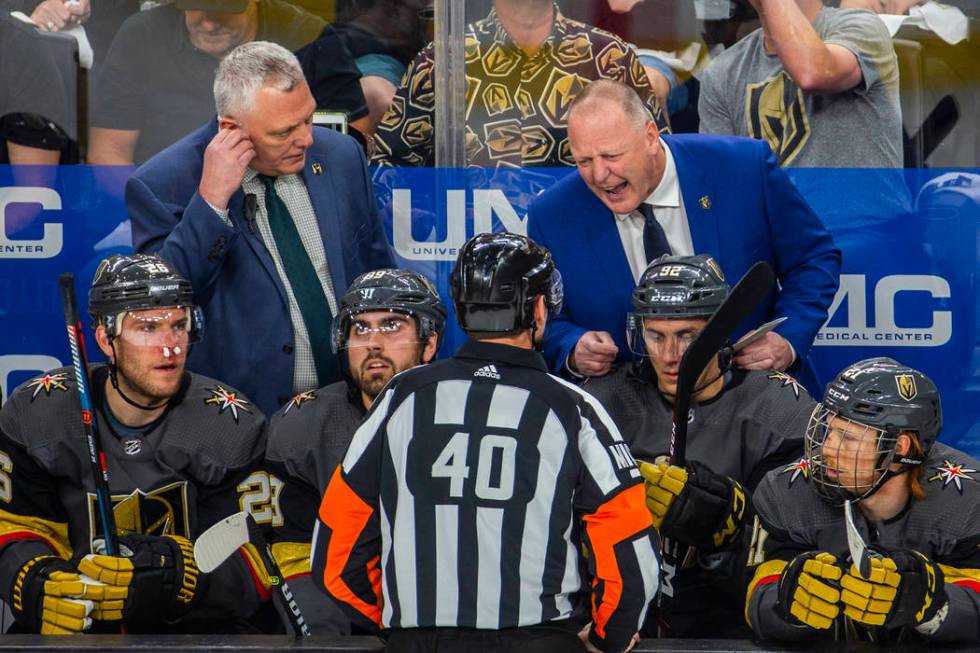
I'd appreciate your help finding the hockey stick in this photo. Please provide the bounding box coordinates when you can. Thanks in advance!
[670,261,776,466]
[194,511,311,637]
[656,261,775,635]
[58,273,119,557]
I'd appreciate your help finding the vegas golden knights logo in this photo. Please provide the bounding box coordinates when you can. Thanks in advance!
[896,374,918,401]
[87,481,190,545]
[745,72,810,165]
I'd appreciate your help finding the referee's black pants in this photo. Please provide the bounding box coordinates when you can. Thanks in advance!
[384,622,587,652]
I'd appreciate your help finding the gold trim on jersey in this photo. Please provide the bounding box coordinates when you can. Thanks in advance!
[745,559,787,627]
[271,541,312,579]
[0,510,71,559]
[938,563,980,588]
[240,543,273,590]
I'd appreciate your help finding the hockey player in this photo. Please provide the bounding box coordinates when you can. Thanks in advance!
[264,267,446,633]
[746,358,980,643]
[0,254,273,634]
[312,232,659,653]
[584,254,813,637]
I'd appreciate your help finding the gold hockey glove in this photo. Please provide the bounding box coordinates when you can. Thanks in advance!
[841,549,946,629]
[777,552,843,630]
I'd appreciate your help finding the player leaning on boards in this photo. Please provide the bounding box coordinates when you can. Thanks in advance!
[264,268,446,634]
[0,254,274,634]
[312,232,659,653]
[746,358,980,643]
[584,254,812,638]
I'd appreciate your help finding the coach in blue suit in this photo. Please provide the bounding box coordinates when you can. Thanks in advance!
[128,42,393,416]
[527,80,839,392]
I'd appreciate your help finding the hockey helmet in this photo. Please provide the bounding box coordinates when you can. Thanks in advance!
[806,357,942,505]
[88,253,203,342]
[332,268,447,353]
[450,232,563,334]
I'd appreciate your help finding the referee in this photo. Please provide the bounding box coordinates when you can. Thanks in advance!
[312,232,660,653]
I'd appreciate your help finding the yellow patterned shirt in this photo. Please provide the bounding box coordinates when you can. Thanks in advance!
[371,5,667,168]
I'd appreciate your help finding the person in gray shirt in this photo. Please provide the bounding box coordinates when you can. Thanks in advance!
[698,0,901,168]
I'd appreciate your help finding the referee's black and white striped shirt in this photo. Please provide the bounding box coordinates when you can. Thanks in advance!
[313,340,660,653]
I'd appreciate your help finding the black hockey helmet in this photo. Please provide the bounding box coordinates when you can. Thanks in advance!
[88,253,203,340]
[450,232,563,334]
[806,357,942,505]
[632,254,729,319]
[332,268,447,353]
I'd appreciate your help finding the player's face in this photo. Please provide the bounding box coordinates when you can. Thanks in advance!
[346,311,434,401]
[819,415,883,495]
[642,317,719,398]
[569,100,664,215]
[238,83,316,176]
[112,308,189,403]
[184,2,257,58]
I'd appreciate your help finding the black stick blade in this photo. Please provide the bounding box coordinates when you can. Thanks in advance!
[670,261,775,466]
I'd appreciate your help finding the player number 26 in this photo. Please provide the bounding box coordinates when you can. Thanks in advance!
[431,432,516,501]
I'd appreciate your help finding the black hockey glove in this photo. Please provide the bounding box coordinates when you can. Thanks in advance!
[777,551,843,630]
[840,549,947,631]
[10,554,125,633]
[639,459,748,550]
[77,534,202,626]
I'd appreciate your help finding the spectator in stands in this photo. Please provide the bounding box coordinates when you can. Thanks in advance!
[0,0,137,67]
[87,0,342,165]
[127,42,393,416]
[371,0,668,167]
[328,0,429,131]
[698,0,902,168]
[0,13,76,164]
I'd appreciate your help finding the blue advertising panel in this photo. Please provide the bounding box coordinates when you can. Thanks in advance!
[1,164,978,451]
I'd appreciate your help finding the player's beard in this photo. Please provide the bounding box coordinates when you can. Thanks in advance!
[113,345,184,406]
[352,346,423,401]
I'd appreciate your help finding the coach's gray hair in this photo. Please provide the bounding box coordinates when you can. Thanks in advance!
[567,79,651,130]
[214,41,306,118]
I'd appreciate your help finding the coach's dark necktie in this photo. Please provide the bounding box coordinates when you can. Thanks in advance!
[258,174,338,387]
[639,202,672,264]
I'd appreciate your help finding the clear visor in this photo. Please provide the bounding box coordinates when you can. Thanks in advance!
[342,312,425,351]
[626,314,699,357]
[805,405,896,505]
[115,307,198,348]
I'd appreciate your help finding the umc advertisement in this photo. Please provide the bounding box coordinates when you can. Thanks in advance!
[0,165,977,451]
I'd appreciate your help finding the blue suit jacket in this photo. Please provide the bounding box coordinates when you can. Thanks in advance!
[526,134,840,391]
[128,121,394,415]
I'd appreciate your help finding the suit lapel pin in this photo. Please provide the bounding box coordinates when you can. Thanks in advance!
[699,195,712,210]
[311,163,323,175]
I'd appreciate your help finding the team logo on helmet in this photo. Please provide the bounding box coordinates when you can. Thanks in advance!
[928,460,977,493]
[767,371,803,401]
[781,457,809,485]
[896,374,918,401]
[704,257,724,281]
[204,385,252,423]
[27,372,70,400]
[283,390,317,415]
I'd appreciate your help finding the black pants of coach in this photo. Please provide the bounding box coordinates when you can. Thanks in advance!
[384,623,587,652]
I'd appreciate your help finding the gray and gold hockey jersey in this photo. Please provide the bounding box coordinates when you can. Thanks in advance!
[0,365,272,633]
[748,442,980,643]
[584,363,813,637]
[264,380,367,634]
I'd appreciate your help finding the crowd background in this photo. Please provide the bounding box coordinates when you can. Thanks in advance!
[0,0,978,441]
